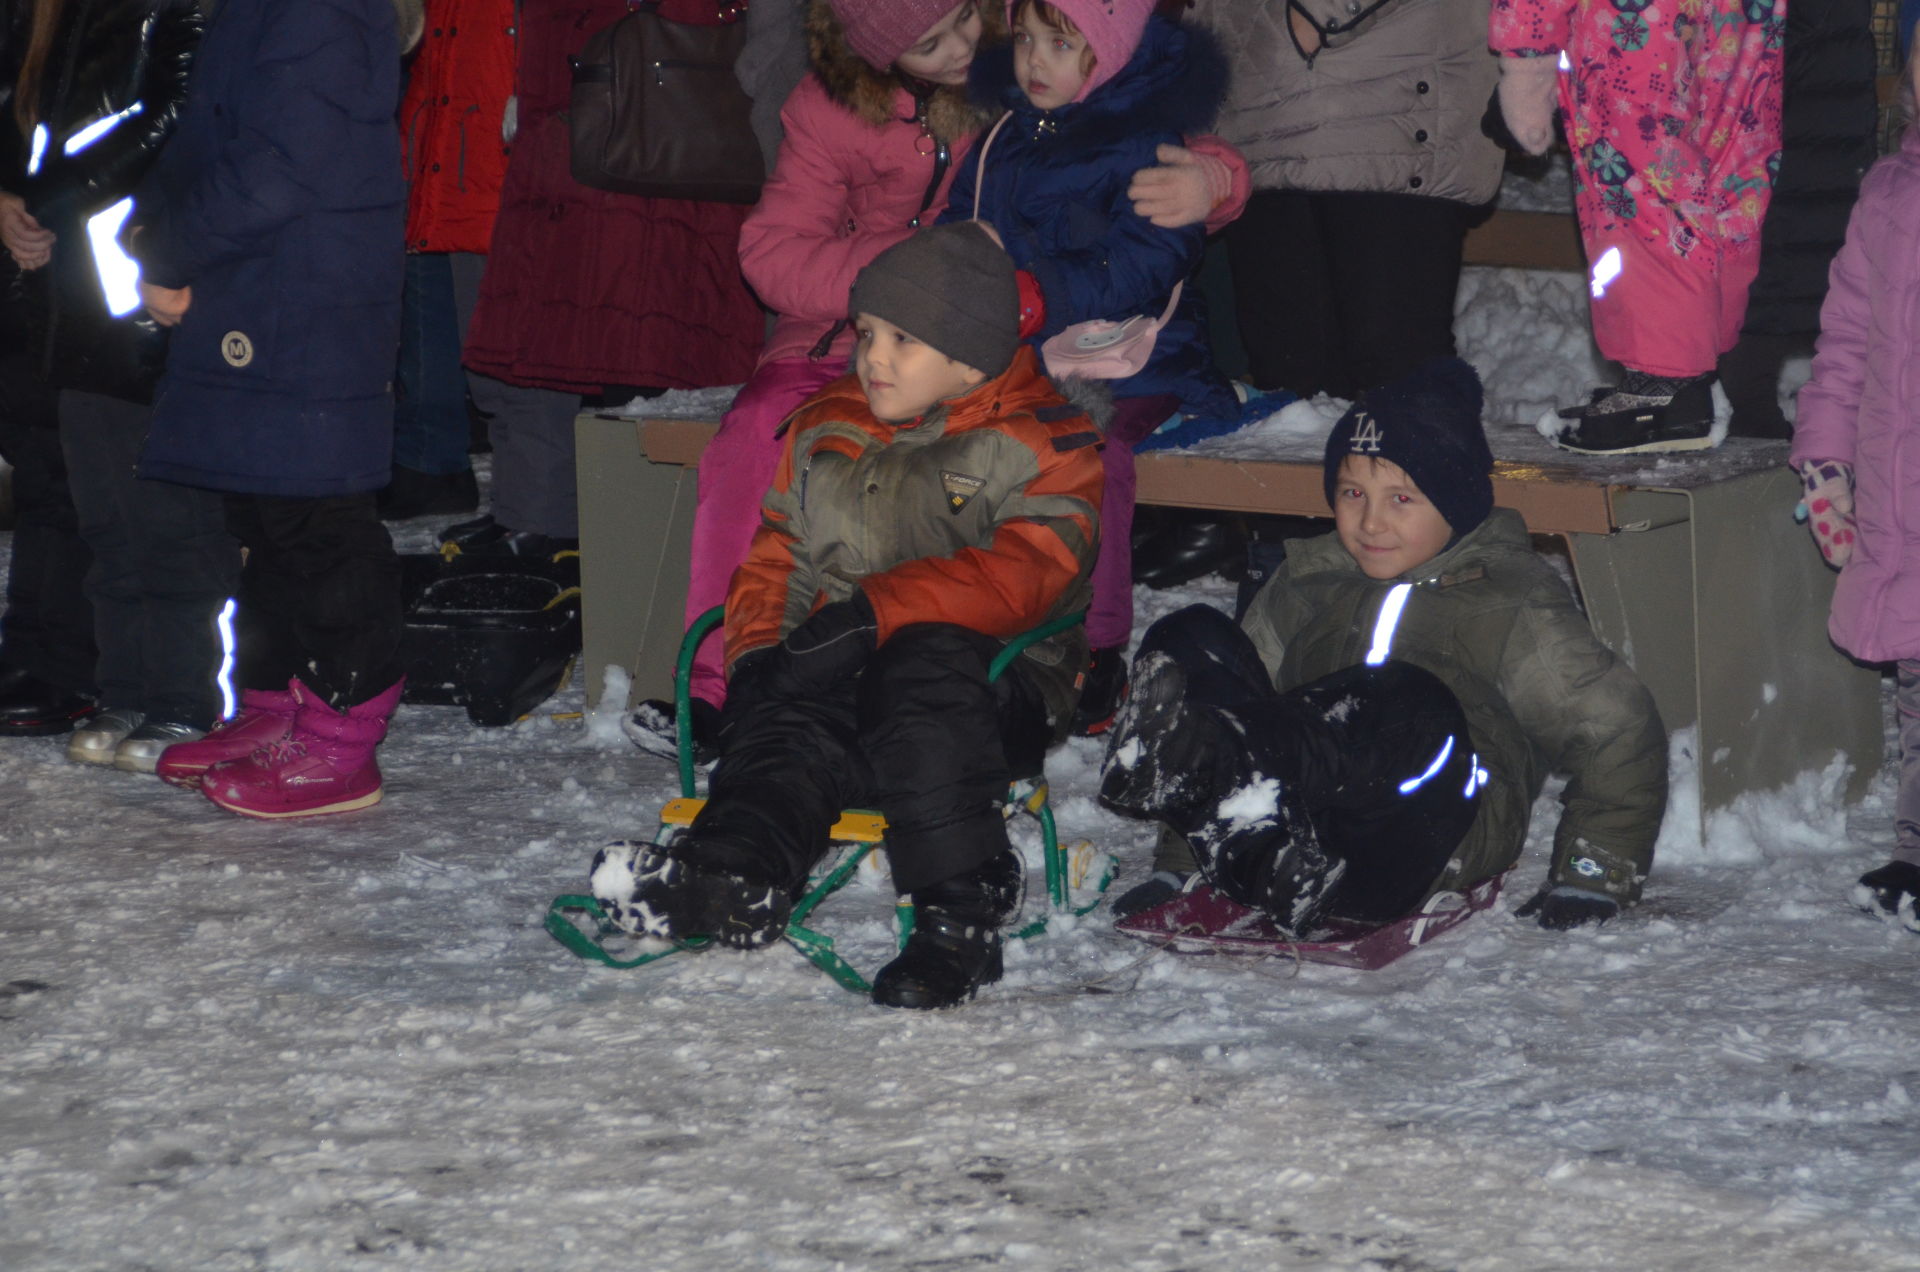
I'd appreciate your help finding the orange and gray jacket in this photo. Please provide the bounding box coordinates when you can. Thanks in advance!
[727,345,1105,738]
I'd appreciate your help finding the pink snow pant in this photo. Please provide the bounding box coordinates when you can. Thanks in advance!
[685,357,848,708]
[1090,395,1180,652]
[1556,0,1783,377]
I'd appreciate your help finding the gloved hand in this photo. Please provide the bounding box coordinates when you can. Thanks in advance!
[763,592,880,699]
[1517,885,1620,931]
[1496,55,1560,157]
[1798,460,1855,569]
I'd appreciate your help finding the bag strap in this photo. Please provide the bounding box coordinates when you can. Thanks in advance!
[971,110,1012,221]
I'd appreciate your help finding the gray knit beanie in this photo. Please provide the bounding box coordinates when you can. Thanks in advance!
[849,222,1019,377]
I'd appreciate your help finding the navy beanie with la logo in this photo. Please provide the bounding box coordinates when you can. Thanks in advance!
[1321,356,1495,536]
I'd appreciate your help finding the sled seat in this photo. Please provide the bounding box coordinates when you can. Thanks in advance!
[546,605,1115,993]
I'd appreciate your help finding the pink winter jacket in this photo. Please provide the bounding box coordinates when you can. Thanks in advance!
[739,75,1252,370]
[1792,128,1920,665]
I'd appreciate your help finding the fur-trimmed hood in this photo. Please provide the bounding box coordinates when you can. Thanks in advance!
[804,0,997,140]
[969,14,1226,148]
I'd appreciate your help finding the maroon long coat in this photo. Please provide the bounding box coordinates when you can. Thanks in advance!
[463,0,763,392]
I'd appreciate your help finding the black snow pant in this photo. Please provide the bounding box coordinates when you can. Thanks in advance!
[62,390,238,728]
[0,349,97,694]
[223,493,404,710]
[693,623,1050,897]
[1143,605,1481,923]
[1224,190,1476,402]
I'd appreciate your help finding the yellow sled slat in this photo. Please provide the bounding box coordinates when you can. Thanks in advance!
[659,796,888,844]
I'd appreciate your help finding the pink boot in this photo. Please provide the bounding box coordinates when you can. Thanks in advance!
[155,686,300,789]
[201,678,404,819]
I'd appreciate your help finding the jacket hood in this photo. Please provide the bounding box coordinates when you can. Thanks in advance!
[806,0,998,138]
[969,15,1225,147]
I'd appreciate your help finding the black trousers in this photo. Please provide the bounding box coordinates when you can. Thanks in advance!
[62,390,238,727]
[694,623,1049,896]
[1224,190,1475,401]
[223,493,404,709]
[0,350,97,693]
[1142,605,1480,923]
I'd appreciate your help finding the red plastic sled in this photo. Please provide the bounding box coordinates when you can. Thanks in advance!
[1113,874,1505,969]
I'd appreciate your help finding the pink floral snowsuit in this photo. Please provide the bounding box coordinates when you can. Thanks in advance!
[1490,0,1785,378]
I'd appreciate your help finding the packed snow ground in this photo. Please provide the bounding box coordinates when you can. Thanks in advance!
[5,549,1920,1270]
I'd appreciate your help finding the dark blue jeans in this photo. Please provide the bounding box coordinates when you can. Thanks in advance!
[394,253,477,477]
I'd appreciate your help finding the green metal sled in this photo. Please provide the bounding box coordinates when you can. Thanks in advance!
[547,605,1116,993]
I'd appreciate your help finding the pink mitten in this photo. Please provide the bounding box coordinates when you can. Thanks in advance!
[1800,460,1856,569]
[1497,56,1559,158]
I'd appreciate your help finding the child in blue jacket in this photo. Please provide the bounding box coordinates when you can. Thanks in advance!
[941,0,1238,735]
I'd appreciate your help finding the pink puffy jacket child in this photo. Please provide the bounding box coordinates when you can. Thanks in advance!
[1493,0,1784,454]
[1792,57,1920,931]
[623,0,1249,761]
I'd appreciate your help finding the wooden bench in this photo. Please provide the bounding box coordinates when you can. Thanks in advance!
[577,411,1882,822]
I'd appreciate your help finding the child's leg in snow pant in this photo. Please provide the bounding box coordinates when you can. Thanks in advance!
[857,624,1049,896]
[685,358,848,709]
[1561,0,1782,377]
[466,374,583,538]
[1086,394,1179,651]
[224,493,404,709]
[1893,661,1920,870]
[1137,605,1478,923]
[689,622,1047,897]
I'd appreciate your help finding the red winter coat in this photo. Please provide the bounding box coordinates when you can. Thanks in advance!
[462,0,763,392]
[401,0,515,255]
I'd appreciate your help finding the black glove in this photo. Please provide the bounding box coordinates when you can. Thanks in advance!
[1517,885,1620,931]
[763,592,879,698]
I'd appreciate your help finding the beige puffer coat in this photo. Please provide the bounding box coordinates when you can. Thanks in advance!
[1188,0,1502,205]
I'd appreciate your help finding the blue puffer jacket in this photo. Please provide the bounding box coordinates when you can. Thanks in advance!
[941,17,1235,419]
[129,0,405,497]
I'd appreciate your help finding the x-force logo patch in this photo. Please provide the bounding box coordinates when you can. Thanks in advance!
[941,470,985,514]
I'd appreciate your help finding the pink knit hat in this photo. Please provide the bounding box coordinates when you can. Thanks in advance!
[1016,0,1154,101]
[829,0,971,70]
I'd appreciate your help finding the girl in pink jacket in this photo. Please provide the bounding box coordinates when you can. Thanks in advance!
[1494,0,1784,454]
[629,0,1248,760]
[1792,52,1920,930]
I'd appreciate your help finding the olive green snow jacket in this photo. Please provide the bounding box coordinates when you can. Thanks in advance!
[1241,509,1667,902]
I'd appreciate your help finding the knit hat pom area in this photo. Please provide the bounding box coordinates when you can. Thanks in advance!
[849,223,1020,377]
[1320,357,1495,537]
[828,0,973,70]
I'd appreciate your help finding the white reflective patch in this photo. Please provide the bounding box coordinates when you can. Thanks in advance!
[63,101,144,155]
[1463,755,1488,798]
[1558,51,1571,72]
[1365,583,1412,667]
[85,198,142,317]
[1589,245,1622,300]
[1398,734,1455,795]
[27,123,48,176]
[215,597,238,720]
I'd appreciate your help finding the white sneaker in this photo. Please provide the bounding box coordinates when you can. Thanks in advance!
[114,720,207,774]
[67,708,145,765]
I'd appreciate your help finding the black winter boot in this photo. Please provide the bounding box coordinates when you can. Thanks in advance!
[1131,513,1248,589]
[1551,370,1717,455]
[1854,860,1920,930]
[623,696,721,766]
[871,849,1023,1010]
[1205,813,1344,935]
[588,838,793,950]
[1098,651,1229,830]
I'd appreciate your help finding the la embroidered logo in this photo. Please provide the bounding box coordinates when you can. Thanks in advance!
[1349,411,1383,454]
[941,470,985,514]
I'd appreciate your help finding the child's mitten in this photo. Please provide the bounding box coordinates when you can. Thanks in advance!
[1496,56,1559,157]
[1516,885,1618,930]
[1798,460,1855,569]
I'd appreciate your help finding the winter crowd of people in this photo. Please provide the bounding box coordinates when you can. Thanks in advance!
[0,0,1913,1009]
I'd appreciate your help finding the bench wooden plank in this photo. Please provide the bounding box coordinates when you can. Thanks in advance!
[1462,208,1586,273]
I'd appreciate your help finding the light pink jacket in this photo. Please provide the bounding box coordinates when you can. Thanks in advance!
[1792,128,1920,664]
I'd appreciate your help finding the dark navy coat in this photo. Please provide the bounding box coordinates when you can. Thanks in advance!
[130,0,405,497]
[941,18,1235,419]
